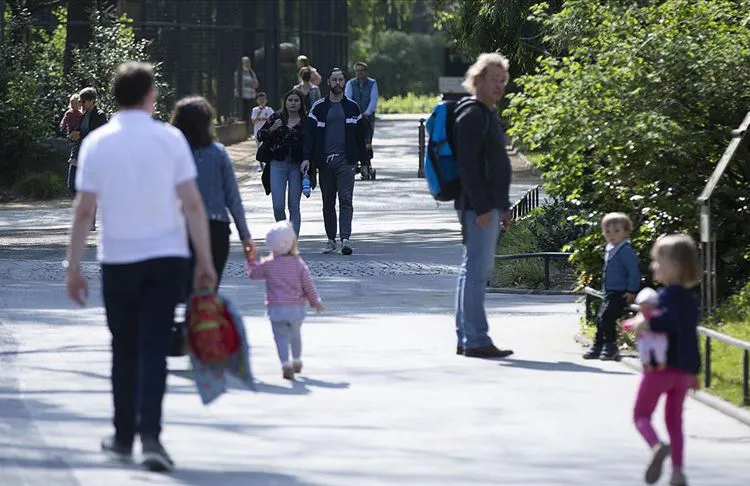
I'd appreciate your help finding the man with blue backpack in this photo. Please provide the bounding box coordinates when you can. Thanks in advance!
[424,53,514,359]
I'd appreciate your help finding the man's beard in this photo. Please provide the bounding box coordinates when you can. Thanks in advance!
[330,86,343,95]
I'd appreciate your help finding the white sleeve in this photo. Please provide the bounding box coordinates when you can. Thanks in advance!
[172,129,197,184]
[251,107,259,118]
[344,80,353,99]
[75,137,98,193]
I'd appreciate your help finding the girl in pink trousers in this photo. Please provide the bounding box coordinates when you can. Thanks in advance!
[627,234,701,486]
[247,221,323,380]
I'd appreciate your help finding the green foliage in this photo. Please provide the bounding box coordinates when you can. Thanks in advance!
[352,30,446,98]
[15,171,67,200]
[378,94,440,114]
[505,0,750,296]
[492,200,583,289]
[434,0,564,81]
[0,5,174,191]
[67,7,172,120]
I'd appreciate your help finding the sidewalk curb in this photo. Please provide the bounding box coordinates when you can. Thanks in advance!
[619,357,750,428]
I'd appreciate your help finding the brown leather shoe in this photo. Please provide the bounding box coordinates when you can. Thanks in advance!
[464,344,514,359]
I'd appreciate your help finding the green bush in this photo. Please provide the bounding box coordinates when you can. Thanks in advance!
[378,94,441,114]
[353,30,445,98]
[15,172,67,200]
[506,0,750,297]
[492,200,583,290]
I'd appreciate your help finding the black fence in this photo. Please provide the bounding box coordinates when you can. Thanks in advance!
[120,0,348,120]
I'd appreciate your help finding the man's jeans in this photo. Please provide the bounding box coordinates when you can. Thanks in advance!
[102,257,187,445]
[318,154,356,241]
[455,209,501,349]
[270,159,302,235]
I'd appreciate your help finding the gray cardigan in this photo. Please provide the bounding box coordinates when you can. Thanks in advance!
[192,142,251,240]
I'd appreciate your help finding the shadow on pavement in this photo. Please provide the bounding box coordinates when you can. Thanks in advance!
[499,358,632,375]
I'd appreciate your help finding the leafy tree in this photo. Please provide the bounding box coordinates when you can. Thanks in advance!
[505,0,750,297]
[434,0,564,80]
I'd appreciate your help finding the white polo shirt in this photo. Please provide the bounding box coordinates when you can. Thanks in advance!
[76,110,197,264]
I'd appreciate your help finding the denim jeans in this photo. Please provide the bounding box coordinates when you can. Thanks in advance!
[270,159,302,235]
[455,209,501,349]
[101,257,187,445]
[318,154,356,241]
[67,163,77,195]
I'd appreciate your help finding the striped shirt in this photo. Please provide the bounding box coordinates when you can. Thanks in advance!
[247,255,320,307]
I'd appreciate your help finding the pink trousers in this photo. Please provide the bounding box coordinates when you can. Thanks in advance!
[633,369,693,467]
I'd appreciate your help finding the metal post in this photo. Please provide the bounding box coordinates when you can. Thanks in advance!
[743,350,749,406]
[544,256,551,290]
[705,336,712,388]
[418,118,426,178]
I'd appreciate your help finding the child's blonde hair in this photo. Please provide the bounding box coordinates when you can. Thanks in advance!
[651,233,701,287]
[69,93,81,109]
[601,212,633,233]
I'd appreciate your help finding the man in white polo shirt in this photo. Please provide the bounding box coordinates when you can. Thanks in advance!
[64,62,218,472]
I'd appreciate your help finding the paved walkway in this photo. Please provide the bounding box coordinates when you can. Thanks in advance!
[0,120,748,485]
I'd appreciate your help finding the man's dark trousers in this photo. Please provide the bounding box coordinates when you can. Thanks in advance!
[102,257,187,446]
[319,154,356,241]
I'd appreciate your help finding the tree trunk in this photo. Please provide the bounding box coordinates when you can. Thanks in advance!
[64,0,96,74]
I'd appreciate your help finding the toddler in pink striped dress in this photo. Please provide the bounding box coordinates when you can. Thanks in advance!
[247,221,324,380]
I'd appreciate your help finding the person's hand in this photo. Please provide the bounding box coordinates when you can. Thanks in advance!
[69,131,81,141]
[300,160,310,172]
[634,315,650,335]
[625,292,636,304]
[363,113,369,119]
[66,269,88,306]
[501,210,512,230]
[242,238,257,262]
[313,302,325,313]
[476,212,493,228]
[689,374,701,390]
[269,119,283,132]
[193,259,217,292]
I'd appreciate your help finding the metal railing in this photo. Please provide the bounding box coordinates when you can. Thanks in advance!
[698,112,750,316]
[494,252,572,290]
[510,186,541,221]
[584,287,750,406]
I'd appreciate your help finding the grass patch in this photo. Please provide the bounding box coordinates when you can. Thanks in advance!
[700,282,750,407]
[14,171,67,200]
[378,93,440,114]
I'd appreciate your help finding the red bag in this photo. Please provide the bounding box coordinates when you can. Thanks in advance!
[186,290,240,364]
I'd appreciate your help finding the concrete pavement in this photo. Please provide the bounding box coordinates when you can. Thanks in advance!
[0,120,748,485]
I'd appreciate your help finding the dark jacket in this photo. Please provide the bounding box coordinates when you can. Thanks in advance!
[649,286,701,375]
[80,105,107,139]
[452,98,512,214]
[257,112,305,164]
[303,96,369,167]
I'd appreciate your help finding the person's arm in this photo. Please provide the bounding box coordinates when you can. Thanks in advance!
[256,114,276,143]
[250,107,260,124]
[344,79,353,99]
[310,86,322,104]
[220,148,251,241]
[247,259,268,280]
[300,260,323,309]
[310,69,322,86]
[60,111,70,134]
[454,104,492,215]
[645,290,678,334]
[366,80,379,115]
[250,70,259,89]
[351,103,369,162]
[623,244,642,294]
[302,107,317,165]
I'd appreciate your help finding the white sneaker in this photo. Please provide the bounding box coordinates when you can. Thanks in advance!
[322,240,337,254]
[341,239,353,255]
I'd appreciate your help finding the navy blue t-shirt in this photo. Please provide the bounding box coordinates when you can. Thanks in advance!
[649,285,702,374]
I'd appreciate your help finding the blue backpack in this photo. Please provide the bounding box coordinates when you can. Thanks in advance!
[424,99,487,202]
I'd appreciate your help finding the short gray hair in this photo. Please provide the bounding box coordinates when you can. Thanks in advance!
[462,52,510,95]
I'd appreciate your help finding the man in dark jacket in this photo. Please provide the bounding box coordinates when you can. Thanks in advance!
[453,53,514,359]
[302,68,369,255]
